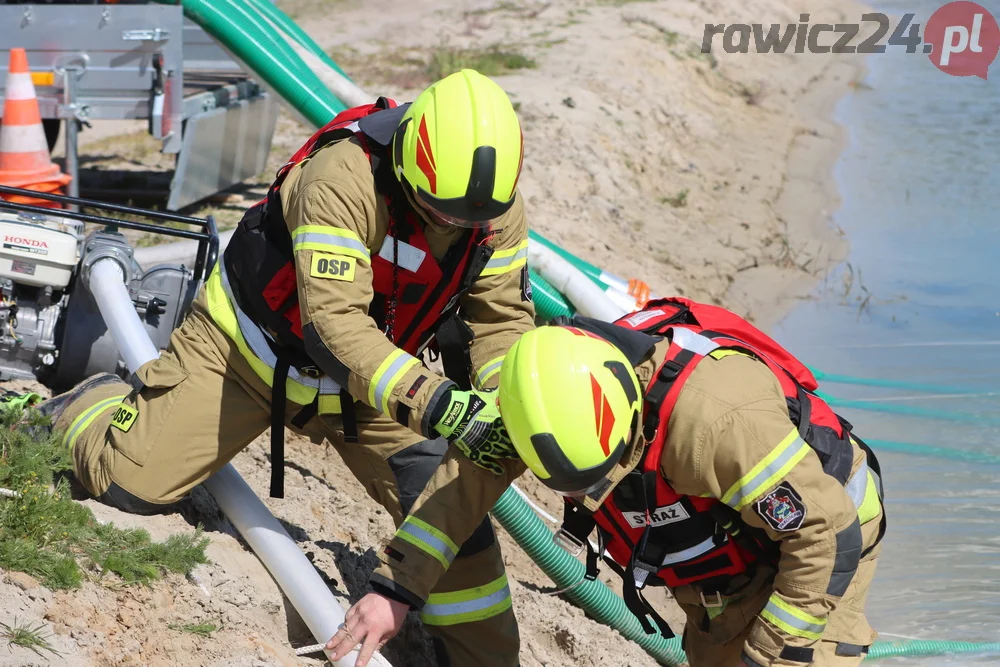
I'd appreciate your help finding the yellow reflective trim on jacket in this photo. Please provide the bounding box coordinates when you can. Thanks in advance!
[318,394,343,414]
[395,516,459,569]
[420,574,512,626]
[721,428,810,511]
[707,349,749,360]
[369,349,420,415]
[290,225,371,263]
[857,471,882,525]
[63,395,127,452]
[475,355,505,389]
[204,267,325,408]
[480,240,528,276]
[760,594,826,640]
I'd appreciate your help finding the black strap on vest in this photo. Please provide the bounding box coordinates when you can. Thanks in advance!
[558,497,675,638]
[341,389,359,444]
[270,357,291,498]
[436,313,475,390]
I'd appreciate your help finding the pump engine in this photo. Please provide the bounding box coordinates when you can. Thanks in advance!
[0,186,218,392]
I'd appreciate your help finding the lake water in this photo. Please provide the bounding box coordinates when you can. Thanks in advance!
[770,1,1000,663]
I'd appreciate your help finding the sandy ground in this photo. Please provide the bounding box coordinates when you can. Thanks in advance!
[0,0,871,665]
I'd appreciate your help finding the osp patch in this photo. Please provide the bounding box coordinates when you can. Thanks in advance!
[754,482,806,532]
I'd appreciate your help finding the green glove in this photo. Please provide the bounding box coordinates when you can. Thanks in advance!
[0,391,42,412]
[432,389,518,475]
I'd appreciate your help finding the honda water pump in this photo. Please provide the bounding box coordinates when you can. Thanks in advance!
[0,185,217,392]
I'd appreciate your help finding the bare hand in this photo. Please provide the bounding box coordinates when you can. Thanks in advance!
[325,593,409,666]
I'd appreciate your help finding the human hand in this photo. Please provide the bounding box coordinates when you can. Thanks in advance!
[325,593,409,666]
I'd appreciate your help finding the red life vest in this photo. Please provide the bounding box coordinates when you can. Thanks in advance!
[557,299,883,637]
[224,97,495,371]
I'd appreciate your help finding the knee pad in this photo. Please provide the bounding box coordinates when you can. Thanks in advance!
[455,515,496,558]
[99,482,179,516]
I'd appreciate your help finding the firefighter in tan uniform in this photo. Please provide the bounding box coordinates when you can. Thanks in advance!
[496,301,887,667]
[36,70,532,667]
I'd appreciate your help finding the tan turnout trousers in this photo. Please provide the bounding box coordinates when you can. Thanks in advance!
[58,291,519,666]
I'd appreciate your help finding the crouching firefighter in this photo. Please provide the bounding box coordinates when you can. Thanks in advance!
[497,298,887,667]
[36,69,533,667]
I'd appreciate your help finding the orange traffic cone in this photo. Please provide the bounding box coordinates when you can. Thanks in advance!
[0,48,71,209]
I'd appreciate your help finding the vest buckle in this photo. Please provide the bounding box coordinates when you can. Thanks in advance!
[553,527,586,557]
[299,365,322,378]
[700,591,724,608]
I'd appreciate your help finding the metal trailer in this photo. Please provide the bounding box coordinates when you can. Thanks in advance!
[0,2,280,211]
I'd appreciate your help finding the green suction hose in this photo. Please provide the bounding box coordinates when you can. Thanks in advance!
[817,391,1000,426]
[866,640,1000,660]
[529,268,575,321]
[490,487,687,666]
[243,0,354,81]
[808,368,987,396]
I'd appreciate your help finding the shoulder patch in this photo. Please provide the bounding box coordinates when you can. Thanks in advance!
[754,482,806,532]
[310,253,357,282]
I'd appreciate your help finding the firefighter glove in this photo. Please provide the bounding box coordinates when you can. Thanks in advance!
[432,388,517,475]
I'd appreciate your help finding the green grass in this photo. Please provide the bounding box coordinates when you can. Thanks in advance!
[168,621,220,638]
[427,46,537,80]
[660,189,689,208]
[0,404,209,590]
[0,618,59,657]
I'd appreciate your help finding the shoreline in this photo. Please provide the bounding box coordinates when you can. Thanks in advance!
[727,50,869,333]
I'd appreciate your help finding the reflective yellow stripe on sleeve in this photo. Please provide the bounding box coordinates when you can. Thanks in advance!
[420,574,513,626]
[475,355,505,389]
[760,594,827,640]
[395,516,459,570]
[369,349,421,416]
[480,240,528,276]
[720,428,810,510]
[291,225,371,263]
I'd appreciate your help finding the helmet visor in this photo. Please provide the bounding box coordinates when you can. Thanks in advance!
[421,202,499,229]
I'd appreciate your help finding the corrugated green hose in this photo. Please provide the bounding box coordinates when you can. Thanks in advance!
[243,0,354,81]
[490,487,688,665]
[529,268,575,321]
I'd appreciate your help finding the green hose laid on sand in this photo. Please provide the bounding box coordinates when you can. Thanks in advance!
[491,487,688,665]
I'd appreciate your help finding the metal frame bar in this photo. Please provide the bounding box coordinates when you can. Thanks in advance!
[0,185,218,281]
